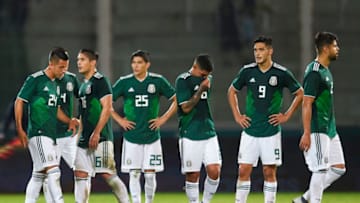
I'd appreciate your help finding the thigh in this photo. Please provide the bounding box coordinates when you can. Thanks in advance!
[238,131,260,167]
[28,136,59,172]
[204,136,222,167]
[121,139,143,173]
[259,132,282,166]
[143,139,164,172]
[304,133,330,172]
[74,147,95,177]
[329,134,345,165]
[179,138,204,174]
[57,135,78,169]
[94,141,117,175]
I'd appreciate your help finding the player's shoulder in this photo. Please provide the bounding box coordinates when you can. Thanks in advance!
[93,72,105,80]
[118,73,134,81]
[148,72,163,78]
[242,62,257,69]
[177,71,191,80]
[30,70,45,78]
[64,71,77,78]
[272,62,288,72]
[307,61,322,72]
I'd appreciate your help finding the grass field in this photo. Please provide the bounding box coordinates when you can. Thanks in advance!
[1,192,359,203]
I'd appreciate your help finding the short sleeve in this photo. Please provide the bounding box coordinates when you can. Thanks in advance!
[303,71,321,97]
[112,78,124,101]
[96,77,112,99]
[175,77,191,105]
[159,76,175,99]
[17,76,36,102]
[231,68,246,91]
[284,70,302,93]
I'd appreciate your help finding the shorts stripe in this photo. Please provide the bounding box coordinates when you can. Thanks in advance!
[103,142,108,168]
[36,137,46,163]
[315,133,322,165]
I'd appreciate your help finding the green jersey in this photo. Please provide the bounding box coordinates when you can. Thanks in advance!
[56,71,80,138]
[231,62,301,137]
[17,70,59,140]
[112,72,175,144]
[78,72,113,148]
[175,71,216,140]
[303,61,337,138]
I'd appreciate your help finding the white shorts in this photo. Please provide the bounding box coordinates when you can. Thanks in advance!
[238,131,282,167]
[304,134,345,172]
[28,136,59,172]
[74,141,117,177]
[179,136,222,174]
[56,135,78,169]
[121,139,163,173]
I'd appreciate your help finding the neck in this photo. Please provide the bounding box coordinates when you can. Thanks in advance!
[84,69,96,80]
[44,67,55,80]
[316,55,330,68]
[135,72,147,81]
[258,60,272,72]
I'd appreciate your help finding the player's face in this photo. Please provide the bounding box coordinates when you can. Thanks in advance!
[131,56,150,79]
[77,53,93,75]
[253,42,273,65]
[50,59,68,79]
[192,63,210,78]
[327,40,340,61]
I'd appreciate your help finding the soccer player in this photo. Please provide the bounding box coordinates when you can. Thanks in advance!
[74,49,129,203]
[14,47,78,203]
[292,32,346,203]
[228,36,303,203]
[175,54,222,203]
[112,50,177,203]
[43,49,81,202]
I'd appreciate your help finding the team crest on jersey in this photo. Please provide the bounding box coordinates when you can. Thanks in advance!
[269,76,278,86]
[126,159,132,165]
[66,82,74,92]
[85,85,92,94]
[147,84,156,93]
[186,160,192,167]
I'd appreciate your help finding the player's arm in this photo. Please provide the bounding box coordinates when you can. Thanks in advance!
[149,95,177,130]
[57,107,79,135]
[111,108,136,131]
[14,98,27,147]
[89,94,112,149]
[299,96,314,152]
[181,78,209,114]
[269,87,304,126]
[227,85,251,128]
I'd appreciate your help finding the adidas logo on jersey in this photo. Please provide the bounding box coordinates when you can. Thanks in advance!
[128,87,135,92]
[43,86,49,91]
[194,85,199,91]
[249,78,256,83]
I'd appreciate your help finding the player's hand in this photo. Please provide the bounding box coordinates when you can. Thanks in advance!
[235,114,251,129]
[199,77,211,91]
[299,133,311,152]
[68,118,80,136]
[118,117,136,131]
[18,130,28,148]
[148,117,165,130]
[89,132,100,150]
[268,113,288,126]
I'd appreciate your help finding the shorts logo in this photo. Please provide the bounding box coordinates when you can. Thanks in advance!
[66,82,74,92]
[269,76,278,86]
[126,159,132,165]
[48,155,54,162]
[147,84,156,93]
[324,157,329,164]
[186,160,192,167]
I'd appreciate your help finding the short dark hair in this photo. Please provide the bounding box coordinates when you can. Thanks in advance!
[195,54,214,72]
[253,35,273,47]
[79,48,99,61]
[131,50,150,63]
[48,47,69,62]
[315,31,338,53]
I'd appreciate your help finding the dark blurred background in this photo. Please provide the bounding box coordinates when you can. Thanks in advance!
[0,0,359,193]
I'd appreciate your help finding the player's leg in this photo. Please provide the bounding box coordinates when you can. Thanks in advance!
[202,136,222,203]
[96,141,130,203]
[74,147,93,203]
[299,134,346,202]
[27,136,63,203]
[25,171,46,203]
[122,139,142,203]
[305,133,330,203]
[142,139,164,203]
[179,138,204,203]
[235,132,259,203]
[260,132,282,203]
